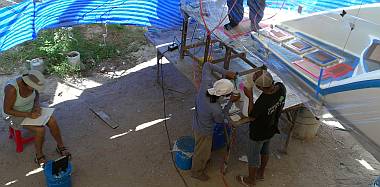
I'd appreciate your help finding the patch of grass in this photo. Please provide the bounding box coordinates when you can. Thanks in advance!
[0,51,25,74]
[0,24,148,77]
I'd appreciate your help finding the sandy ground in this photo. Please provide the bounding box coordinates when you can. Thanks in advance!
[0,53,379,187]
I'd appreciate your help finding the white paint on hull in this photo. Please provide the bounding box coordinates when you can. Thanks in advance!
[324,88,380,148]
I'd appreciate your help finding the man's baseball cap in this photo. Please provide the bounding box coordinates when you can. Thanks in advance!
[207,79,234,96]
[254,71,273,88]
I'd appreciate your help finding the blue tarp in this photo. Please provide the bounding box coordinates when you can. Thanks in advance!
[0,0,182,52]
[1,0,379,52]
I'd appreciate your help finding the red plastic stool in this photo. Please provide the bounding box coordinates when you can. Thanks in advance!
[8,126,35,153]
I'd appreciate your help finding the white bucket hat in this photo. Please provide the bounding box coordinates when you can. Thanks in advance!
[22,70,45,92]
[254,71,273,88]
[207,79,234,96]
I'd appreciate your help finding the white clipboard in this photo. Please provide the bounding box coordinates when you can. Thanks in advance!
[21,107,55,126]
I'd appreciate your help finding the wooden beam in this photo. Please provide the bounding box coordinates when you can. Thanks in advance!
[89,108,119,129]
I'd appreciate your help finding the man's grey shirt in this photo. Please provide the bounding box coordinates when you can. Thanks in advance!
[192,63,232,135]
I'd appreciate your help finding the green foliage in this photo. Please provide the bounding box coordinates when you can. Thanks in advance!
[46,60,81,78]
[0,24,148,77]
[35,28,80,77]
[0,51,23,74]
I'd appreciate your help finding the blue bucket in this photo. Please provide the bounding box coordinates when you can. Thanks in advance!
[174,136,195,170]
[373,176,380,187]
[44,160,72,187]
[212,123,230,151]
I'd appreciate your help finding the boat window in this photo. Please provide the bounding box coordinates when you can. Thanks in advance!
[368,44,380,64]
[364,42,380,72]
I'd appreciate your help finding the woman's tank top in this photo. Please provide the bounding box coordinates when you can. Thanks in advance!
[6,79,36,113]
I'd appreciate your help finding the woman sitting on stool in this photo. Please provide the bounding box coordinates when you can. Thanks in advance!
[3,70,71,166]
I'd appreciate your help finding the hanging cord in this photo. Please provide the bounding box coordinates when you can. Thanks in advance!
[159,57,189,187]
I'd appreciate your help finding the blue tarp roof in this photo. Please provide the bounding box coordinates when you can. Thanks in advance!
[0,0,182,52]
[1,0,380,52]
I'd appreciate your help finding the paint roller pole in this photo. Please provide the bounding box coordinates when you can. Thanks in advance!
[221,124,236,175]
[221,124,230,174]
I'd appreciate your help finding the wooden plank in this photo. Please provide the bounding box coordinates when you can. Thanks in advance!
[89,108,119,129]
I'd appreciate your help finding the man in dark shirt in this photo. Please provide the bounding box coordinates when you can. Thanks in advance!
[236,70,286,186]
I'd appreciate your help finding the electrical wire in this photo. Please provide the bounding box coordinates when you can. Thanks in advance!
[159,57,189,187]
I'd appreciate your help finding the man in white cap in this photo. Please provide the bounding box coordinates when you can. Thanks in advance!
[191,62,239,181]
[3,70,71,166]
[236,70,286,186]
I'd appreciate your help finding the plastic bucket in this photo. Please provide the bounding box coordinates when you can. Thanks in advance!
[373,176,380,187]
[44,160,72,187]
[212,123,230,151]
[174,136,195,170]
[29,58,45,72]
[66,51,80,66]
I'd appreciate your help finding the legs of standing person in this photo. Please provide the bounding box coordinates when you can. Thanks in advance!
[257,140,270,180]
[236,139,270,186]
[23,125,46,164]
[46,116,71,157]
[225,0,244,30]
[191,131,212,181]
[248,0,266,32]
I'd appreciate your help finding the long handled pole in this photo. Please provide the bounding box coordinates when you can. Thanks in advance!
[221,124,236,175]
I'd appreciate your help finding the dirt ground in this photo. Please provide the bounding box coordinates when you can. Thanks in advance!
[0,50,380,187]
[1,1,379,186]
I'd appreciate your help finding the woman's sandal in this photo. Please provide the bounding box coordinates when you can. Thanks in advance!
[34,155,46,167]
[56,146,72,159]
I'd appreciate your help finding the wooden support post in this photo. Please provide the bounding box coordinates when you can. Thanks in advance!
[281,108,300,154]
[180,13,189,59]
[203,34,212,63]
[224,46,233,70]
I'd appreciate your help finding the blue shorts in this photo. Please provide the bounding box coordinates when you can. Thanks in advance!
[247,138,270,167]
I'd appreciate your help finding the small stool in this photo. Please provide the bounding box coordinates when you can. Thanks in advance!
[8,126,35,153]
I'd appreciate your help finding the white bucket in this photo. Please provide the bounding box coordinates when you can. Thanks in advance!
[293,108,320,140]
[66,51,80,66]
[29,58,45,72]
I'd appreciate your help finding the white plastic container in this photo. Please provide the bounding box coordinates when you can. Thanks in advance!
[293,108,320,140]
[241,91,250,117]
[237,73,257,117]
[28,58,45,72]
[66,51,80,66]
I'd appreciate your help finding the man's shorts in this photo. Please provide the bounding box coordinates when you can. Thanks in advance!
[247,138,270,167]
